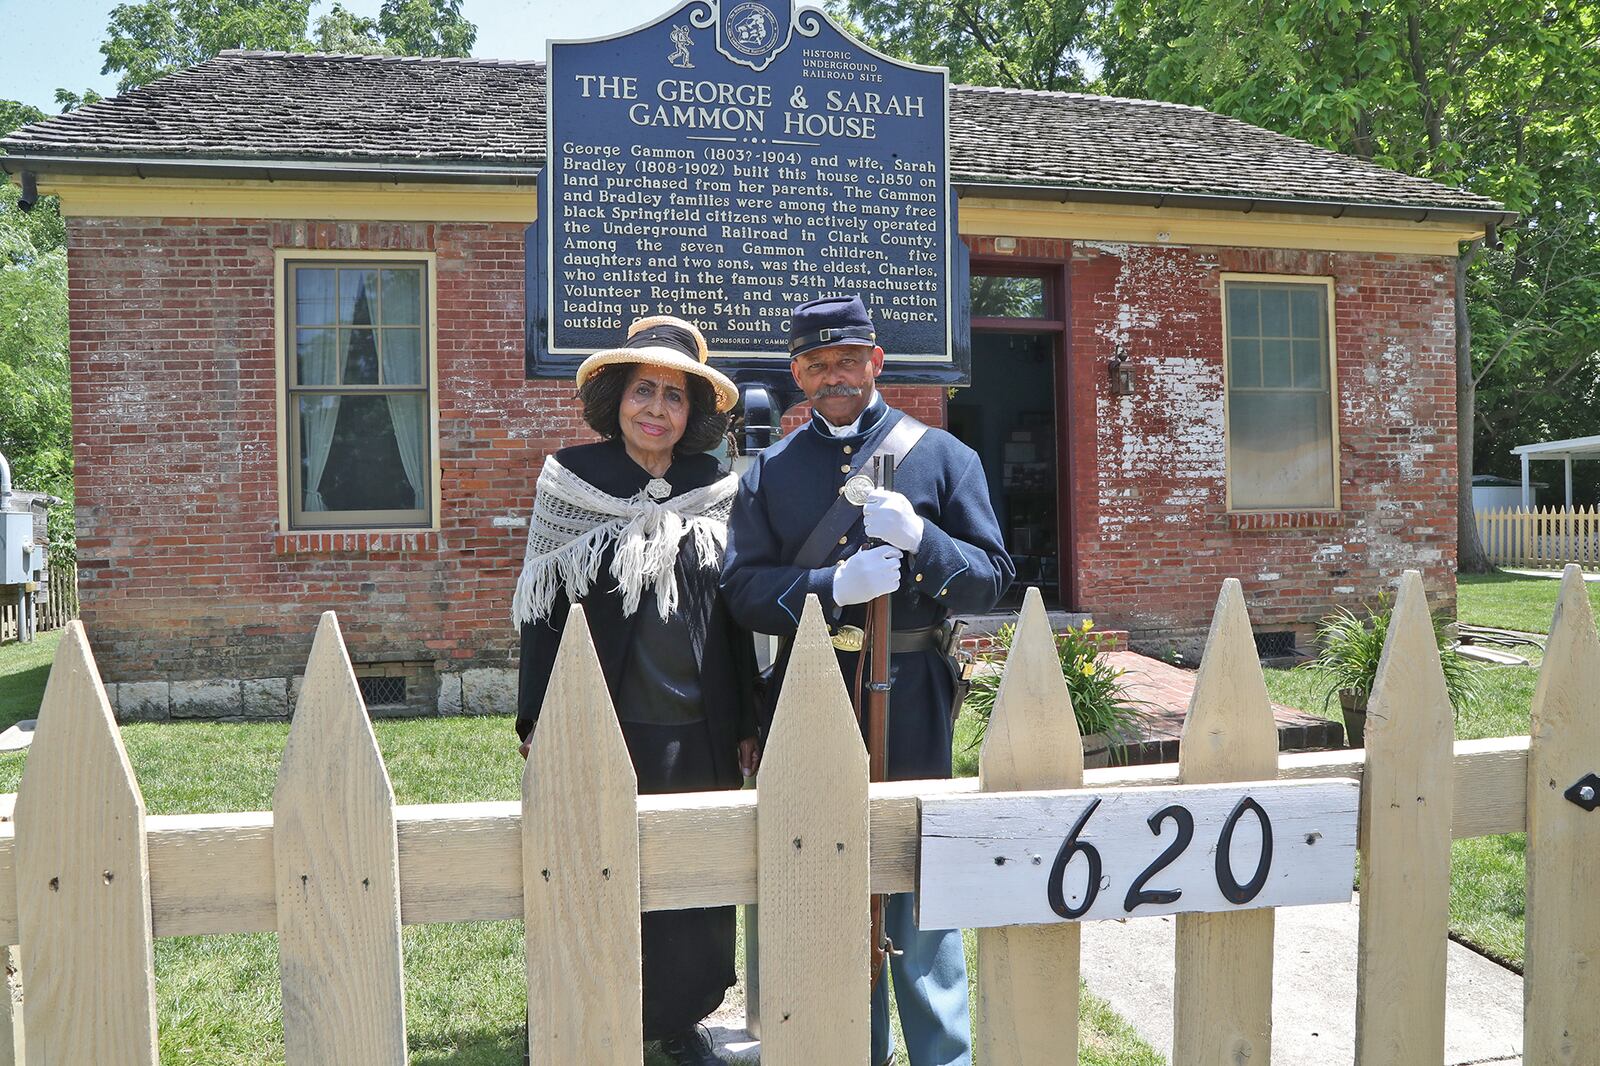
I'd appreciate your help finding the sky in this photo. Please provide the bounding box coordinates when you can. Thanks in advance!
[0,0,672,112]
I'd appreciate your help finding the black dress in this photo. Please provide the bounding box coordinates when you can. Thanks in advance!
[516,439,758,1038]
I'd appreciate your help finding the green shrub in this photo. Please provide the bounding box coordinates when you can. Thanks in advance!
[1304,598,1482,712]
[964,619,1145,749]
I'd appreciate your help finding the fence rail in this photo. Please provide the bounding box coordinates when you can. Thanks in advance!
[0,562,78,644]
[1477,505,1600,570]
[0,570,1595,1065]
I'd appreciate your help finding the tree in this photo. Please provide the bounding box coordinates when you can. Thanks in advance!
[1098,0,1600,570]
[0,101,73,552]
[54,89,106,111]
[100,0,314,90]
[828,0,1094,90]
[376,0,475,58]
[313,4,390,55]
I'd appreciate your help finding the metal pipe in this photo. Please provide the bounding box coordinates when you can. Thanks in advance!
[0,448,12,510]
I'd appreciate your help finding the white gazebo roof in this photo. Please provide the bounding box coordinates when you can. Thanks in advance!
[1511,434,1600,459]
[1511,434,1600,508]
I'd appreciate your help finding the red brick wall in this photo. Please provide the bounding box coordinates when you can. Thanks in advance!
[69,218,587,691]
[68,215,1455,694]
[1061,241,1458,647]
[67,216,949,695]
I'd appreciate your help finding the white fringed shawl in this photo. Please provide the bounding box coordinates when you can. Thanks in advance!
[511,454,739,626]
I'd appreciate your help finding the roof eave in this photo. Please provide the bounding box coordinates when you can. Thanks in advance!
[953,179,1517,229]
[0,152,539,186]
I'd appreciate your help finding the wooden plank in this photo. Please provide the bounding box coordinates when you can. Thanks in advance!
[273,612,407,1066]
[1524,564,1600,1064]
[1172,578,1280,1066]
[972,587,1084,1065]
[1354,571,1455,1065]
[758,596,870,1064]
[13,621,158,1064]
[922,778,1359,927]
[521,605,642,1065]
[0,736,1536,944]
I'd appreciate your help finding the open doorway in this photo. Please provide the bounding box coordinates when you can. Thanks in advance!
[948,260,1070,606]
[949,331,1060,604]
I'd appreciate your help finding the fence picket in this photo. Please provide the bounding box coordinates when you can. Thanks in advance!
[758,595,870,1064]
[14,621,157,1065]
[1354,571,1454,1064]
[975,587,1085,1065]
[273,612,407,1066]
[1171,578,1279,1065]
[522,605,642,1065]
[1524,564,1600,1063]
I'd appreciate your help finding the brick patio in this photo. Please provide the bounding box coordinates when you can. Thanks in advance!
[1107,650,1345,764]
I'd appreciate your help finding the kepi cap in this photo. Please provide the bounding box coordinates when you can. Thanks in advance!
[789,295,877,360]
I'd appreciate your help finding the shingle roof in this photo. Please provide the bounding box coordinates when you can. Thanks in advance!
[0,50,1507,218]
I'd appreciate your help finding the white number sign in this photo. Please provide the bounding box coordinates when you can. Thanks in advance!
[916,778,1359,930]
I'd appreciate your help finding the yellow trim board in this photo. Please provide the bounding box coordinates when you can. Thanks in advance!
[958,197,1478,257]
[35,174,538,223]
[27,173,1472,253]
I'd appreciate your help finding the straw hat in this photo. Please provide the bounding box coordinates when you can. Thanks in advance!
[575,316,738,412]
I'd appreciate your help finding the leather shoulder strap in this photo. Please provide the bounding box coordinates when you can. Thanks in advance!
[792,412,930,571]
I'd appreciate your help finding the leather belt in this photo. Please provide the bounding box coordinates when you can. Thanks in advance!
[831,624,944,654]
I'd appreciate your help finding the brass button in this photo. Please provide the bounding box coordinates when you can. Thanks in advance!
[843,445,853,454]
[840,464,850,473]
[838,536,848,545]
[915,574,924,583]
[838,487,845,495]
[940,587,949,596]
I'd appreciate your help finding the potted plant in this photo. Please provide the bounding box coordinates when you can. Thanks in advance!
[1305,599,1481,747]
[963,619,1146,767]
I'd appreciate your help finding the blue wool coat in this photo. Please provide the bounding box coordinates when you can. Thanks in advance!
[720,396,1014,780]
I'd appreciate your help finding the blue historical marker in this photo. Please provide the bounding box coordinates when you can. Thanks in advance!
[544,1,953,376]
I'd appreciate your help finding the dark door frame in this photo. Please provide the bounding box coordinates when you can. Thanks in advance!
[969,255,1074,609]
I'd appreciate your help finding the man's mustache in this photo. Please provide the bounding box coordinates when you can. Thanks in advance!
[811,384,864,401]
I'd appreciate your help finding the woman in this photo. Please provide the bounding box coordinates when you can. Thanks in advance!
[513,315,757,1066]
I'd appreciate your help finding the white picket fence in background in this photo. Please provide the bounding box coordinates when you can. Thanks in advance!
[1477,505,1600,570]
[0,569,1595,1064]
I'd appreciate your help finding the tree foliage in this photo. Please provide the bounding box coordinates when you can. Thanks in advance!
[101,0,477,89]
[828,0,1095,90]
[101,0,316,90]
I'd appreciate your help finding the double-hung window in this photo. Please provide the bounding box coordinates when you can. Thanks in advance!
[285,260,433,529]
[1223,277,1338,511]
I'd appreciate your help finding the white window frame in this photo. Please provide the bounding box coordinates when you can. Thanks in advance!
[1220,273,1342,513]
[274,248,442,533]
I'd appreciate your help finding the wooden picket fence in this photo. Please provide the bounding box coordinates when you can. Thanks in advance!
[0,562,78,644]
[1477,505,1600,570]
[0,569,1596,1064]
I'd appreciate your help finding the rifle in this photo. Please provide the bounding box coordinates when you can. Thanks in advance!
[855,454,896,990]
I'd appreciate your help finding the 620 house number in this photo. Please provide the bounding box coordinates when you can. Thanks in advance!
[1046,795,1275,919]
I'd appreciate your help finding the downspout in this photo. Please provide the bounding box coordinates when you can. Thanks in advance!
[0,448,12,510]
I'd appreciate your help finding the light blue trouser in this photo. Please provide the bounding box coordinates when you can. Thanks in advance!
[870,892,972,1066]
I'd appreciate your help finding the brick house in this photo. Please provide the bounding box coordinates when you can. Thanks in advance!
[0,52,1510,719]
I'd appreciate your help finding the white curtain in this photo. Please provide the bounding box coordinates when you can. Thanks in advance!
[300,335,341,512]
[387,394,427,510]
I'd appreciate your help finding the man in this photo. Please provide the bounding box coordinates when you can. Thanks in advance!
[721,294,1014,1066]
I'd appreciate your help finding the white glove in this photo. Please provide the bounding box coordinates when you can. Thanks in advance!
[863,488,925,552]
[833,545,904,606]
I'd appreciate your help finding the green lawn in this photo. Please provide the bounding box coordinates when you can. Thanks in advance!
[0,628,58,734]
[1265,632,1542,967]
[1457,569,1600,635]
[0,634,1163,1066]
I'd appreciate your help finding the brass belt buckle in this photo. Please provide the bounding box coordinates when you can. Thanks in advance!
[831,625,865,652]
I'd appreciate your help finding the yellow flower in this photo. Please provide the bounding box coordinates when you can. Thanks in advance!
[1081,619,1094,632]
[1079,661,1095,676]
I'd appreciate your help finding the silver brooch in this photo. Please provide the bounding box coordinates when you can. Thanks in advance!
[646,477,672,501]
